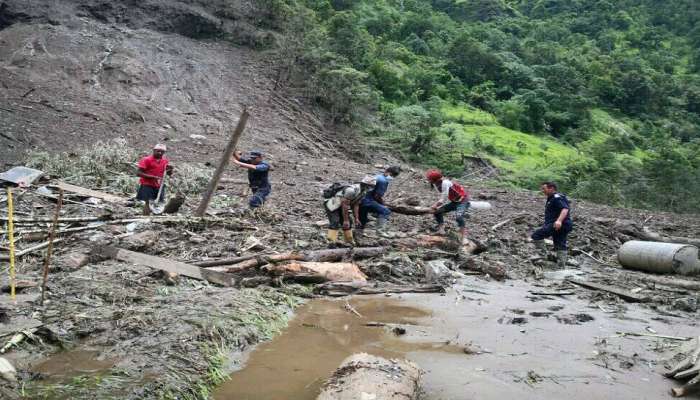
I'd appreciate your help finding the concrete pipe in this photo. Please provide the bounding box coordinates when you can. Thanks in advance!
[469,201,492,211]
[618,240,700,276]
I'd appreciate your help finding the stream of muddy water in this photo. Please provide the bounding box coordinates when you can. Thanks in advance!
[214,278,698,400]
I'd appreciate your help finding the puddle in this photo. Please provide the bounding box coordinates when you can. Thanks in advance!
[32,349,117,381]
[213,298,461,400]
[215,279,699,400]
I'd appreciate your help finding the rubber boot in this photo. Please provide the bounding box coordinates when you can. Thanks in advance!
[556,250,568,269]
[533,240,546,253]
[376,217,389,237]
[327,229,339,244]
[343,229,355,246]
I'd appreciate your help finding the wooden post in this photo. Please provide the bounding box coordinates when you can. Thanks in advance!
[195,108,250,217]
[6,188,16,301]
[41,188,63,305]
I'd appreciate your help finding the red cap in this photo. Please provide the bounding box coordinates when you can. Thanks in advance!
[426,169,442,182]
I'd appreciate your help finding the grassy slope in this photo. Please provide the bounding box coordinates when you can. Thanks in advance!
[438,103,588,184]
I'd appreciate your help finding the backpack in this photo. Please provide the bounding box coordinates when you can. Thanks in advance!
[448,181,468,202]
[323,182,350,199]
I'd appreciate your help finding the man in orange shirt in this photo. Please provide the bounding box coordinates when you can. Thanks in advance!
[136,143,173,215]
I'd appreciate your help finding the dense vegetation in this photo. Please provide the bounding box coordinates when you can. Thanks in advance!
[260,0,700,213]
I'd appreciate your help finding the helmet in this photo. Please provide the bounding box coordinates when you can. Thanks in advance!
[361,175,377,187]
[426,169,442,182]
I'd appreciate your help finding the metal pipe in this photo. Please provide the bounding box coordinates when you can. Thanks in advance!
[618,240,699,275]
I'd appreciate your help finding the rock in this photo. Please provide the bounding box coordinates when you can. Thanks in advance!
[424,260,460,283]
[122,231,159,251]
[242,235,265,252]
[189,134,206,140]
[189,235,206,244]
[61,252,90,269]
[0,357,16,382]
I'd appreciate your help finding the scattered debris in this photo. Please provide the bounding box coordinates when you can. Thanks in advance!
[567,279,651,303]
[664,336,700,397]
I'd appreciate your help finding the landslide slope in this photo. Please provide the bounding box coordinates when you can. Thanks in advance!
[0,0,358,172]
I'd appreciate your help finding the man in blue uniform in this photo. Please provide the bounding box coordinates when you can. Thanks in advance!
[359,166,401,233]
[231,150,271,208]
[531,181,573,269]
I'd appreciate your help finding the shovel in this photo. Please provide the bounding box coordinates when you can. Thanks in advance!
[150,175,169,215]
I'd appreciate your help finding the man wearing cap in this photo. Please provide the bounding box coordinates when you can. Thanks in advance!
[231,150,271,208]
[136,144,173,215]
[358,166,401,234]
[425,169,470,242]
[324,176,376,246]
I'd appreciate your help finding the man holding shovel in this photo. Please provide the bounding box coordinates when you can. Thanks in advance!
[136,143,173,215]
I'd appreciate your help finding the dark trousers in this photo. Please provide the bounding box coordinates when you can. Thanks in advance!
[531,221,573,250]
[249,186,271,208]
[325,206,352,230]
[359,199,391,227]
[434,201,469,228]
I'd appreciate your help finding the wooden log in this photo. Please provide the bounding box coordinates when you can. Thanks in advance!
[51,181,127,203]
[640,275,700,291]
[265,262,367,282]
[317,353,421,400]
[96,246,235,287]
[315,282,445,297]
[387,203,433,216]
[219,247,386,272]
[639,227,700,248]
[194,254,263,268]
[567,279,650,303]
[195,109,249,217]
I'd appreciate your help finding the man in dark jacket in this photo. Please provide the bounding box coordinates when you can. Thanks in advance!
[530,181,573,268]
[359,165,401,233]
[231,150,271,208]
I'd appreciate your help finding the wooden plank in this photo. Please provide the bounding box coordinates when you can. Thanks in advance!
[567,279,650,303]
[52,181,127,203]
[100,246,234,287]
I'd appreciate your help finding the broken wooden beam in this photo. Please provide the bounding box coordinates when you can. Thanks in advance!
[265,262,367,283]
[567,279,650,303]
[96,246,235,287]
[0,239,65,261]
[51,181,127,203]
[387,203,433,216]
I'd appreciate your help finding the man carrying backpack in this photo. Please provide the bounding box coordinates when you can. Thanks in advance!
[323,175,377,246]
[531,181,573,269]
[359,166,401,233]
[426,169,470,243]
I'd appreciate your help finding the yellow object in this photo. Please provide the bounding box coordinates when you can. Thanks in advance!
[343,229,354,244]
[6,188,15,301]
[326,229,339,243]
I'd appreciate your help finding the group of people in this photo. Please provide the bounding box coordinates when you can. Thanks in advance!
[134,144,573,267]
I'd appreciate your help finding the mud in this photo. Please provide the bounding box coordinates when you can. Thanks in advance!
[221,279,699,400]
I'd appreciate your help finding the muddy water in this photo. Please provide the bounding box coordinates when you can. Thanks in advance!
[32,349,117,381]
[213,298,463,400]
[215,279,698,400]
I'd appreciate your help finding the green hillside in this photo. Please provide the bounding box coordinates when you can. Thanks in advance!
[263,0,700,213]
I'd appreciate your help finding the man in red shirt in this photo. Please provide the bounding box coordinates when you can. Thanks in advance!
[136,143,173,215]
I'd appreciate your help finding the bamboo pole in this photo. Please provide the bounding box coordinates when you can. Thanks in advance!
[41,188,63,305]
[6,187,16,301]
[195,108,250,217]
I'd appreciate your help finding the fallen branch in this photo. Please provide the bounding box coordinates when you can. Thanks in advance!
[0,239,65,261]
[529,291,574,296]
[490,214,527,231]
[567,278,650,303]
[194,254,265,268]
[639,227,700,248]
[617,332,691,341]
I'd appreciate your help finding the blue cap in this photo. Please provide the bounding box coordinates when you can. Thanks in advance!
[249,150,263,157]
